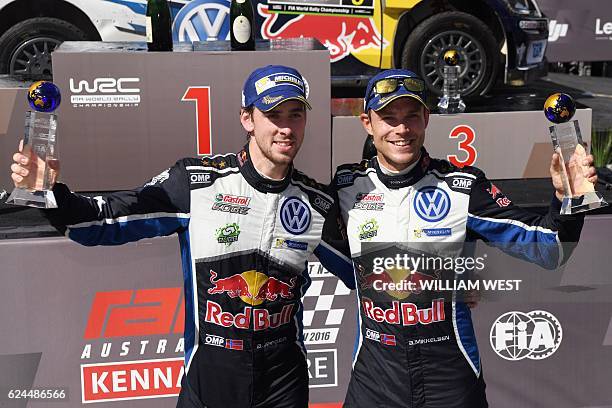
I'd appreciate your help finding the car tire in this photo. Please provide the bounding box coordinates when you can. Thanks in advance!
[0,17,88,78]
[401,11,500,97]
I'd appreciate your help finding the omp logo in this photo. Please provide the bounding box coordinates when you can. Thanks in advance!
[190,173,211,184]
[69,78,141,107]
[336,173,354,186]
[414,187,451,222]
[549,20,569,42]
[490,310,562,361]
[451,178,472,189]
[313,196,331,212]
[84,288,184,339]
[280,197,311,235]
[204,334,225,347]
[173,0,230,41]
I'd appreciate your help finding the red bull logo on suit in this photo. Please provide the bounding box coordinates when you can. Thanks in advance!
[208,269,296,305]
[205,269,297,330]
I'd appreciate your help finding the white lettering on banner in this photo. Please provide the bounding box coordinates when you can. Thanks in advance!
[69,78,140,94]
[303,328,339,345]
[80,338,184,360]
[548,20,568,42]
[70,95,140,104]
[69,78,141,107]
[93,371,109,394]
[307,262,333,278]
[596,18,612,35]
[306,349,338,388]
[81,358,184,402]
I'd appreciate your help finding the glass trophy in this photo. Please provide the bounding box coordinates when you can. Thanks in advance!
[6,81,61,208]
[437,50,466,114]
[545,93,608,214]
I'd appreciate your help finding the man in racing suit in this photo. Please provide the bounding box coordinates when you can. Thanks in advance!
[10,65,354,408]
[332,69,597,408]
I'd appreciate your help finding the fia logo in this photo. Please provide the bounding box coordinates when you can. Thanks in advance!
[490,310,562,361]
[173,0,231,41]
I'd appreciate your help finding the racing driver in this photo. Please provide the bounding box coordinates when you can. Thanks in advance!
[10,65,355,408]
[332,69,597,407]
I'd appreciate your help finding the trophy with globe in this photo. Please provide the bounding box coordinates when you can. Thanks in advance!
[437,50,466,114]
[545,93,608,214]
[6,81,61,208]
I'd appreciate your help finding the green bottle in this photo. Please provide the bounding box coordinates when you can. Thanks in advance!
[230,0,255,51]
[146,0,173,51]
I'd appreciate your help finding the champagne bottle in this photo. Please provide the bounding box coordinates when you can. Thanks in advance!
[146,0,173,51]
[230,0,255,51]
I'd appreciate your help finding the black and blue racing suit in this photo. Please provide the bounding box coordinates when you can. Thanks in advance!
[332,148,583,408]
[44,146,355,408]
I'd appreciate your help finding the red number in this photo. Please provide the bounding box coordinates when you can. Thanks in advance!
[447,125,477,167]
[182,87,212,155]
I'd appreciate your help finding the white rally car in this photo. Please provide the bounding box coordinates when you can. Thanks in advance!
[0,0,150,77]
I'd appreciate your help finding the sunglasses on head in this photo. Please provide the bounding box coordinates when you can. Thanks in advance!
[371,77,425,97]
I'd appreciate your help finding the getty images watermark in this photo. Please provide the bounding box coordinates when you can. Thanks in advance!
[369,254,522,292]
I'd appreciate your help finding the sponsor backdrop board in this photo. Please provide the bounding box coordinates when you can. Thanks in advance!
[332,109,592,179]
[50,40,331,190]
[539,0,612,62]
[0,236,356,407]
[1,216,612,406]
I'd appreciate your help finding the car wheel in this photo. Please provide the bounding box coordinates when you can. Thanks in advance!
[0,17,87,79]
[401,11,499,97]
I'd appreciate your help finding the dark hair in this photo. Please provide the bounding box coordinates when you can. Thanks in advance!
[241,106,255,140]
[241,105,255,116]
[362,135,376,159]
